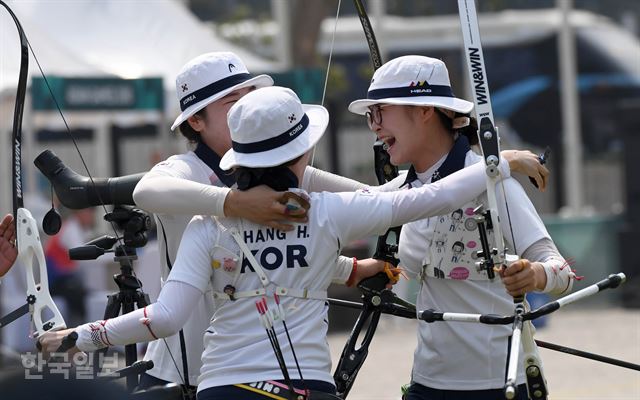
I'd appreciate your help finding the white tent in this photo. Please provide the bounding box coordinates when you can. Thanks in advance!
[0,0,280,217]
[0,0,279,94]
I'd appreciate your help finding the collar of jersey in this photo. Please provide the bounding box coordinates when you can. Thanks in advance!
[402,135,471,187]
[194,141,237,187]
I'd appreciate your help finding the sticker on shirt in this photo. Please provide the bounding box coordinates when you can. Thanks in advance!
[423,201,493,281]
[211,246,240,275]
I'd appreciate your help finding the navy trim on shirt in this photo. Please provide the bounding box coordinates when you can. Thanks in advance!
[194,142,237,187]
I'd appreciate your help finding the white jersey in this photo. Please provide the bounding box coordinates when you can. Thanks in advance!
[167,191,391,389]
[136,149,356,385]
[399,150,549,390]
[140,150,222,385]
[164,159,504,390]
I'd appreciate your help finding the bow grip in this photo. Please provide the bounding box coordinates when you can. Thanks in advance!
[17,208,66,337]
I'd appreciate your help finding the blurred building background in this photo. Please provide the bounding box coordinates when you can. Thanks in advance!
[0,0,638,380]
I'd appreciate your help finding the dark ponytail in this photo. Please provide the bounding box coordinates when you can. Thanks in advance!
[435,108,479,146]
[457,114,478,145]
[234,155,303,191]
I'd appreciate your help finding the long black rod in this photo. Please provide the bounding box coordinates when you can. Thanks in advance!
[329,296,640,371]
[535,340,640,371]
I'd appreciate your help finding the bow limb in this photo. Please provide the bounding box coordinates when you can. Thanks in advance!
[0,2,198,390]
[332,2,413,398]
[457,2,547,398]
[0,0,66,338]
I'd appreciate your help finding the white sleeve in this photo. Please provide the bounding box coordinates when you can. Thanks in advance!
[521,238,574,295]
[133,168,230,216]
[329,157,511,245]
[388,157,512,226]
[301,166,406,193]
[302,166,367,192]
[333,256,355,285]
[74,280,202,352]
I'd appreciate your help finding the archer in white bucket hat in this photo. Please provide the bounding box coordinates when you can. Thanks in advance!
[171,51,273,131]
[220,86,329,170]
[348,55,473,115]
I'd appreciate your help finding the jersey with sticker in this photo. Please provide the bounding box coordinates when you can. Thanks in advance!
[208,218,244,295]
[423,197,495,281]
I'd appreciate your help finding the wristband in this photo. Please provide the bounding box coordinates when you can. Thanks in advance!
[346,257,358,287]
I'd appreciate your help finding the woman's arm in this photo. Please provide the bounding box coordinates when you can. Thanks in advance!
[501,238,574,297]
[134,169,306,231]
[133,170,230,216]
[38,280,202,355]
[388,156,512,227]
[302,166,367,192]
[303,149,547,194]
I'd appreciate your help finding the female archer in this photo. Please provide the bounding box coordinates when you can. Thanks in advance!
[348,55,576,400]
[39,85,533,399]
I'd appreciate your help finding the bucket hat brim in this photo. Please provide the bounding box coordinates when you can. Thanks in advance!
[219,104,329,171]
[171,74,274,131]
[348,95,474,116]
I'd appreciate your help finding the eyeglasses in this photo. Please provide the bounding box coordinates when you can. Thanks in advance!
[365,104,389,128]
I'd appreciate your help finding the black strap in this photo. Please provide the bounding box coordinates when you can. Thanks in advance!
[367,84,454,100]
[157,217,191,388]
[194,142,237,187]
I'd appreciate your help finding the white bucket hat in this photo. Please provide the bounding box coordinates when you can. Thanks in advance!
[220,86,329,170]
[171,51,274,131]
[348,55,473,115]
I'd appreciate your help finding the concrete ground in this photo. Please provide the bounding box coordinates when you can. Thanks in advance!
[327,308,640,400]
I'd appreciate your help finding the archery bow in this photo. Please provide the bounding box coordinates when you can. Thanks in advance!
[331,1,414,398]
[0,0,67,338]
[0,3,192,393]
[456,1,547,398]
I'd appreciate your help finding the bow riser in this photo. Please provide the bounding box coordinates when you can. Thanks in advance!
[458,0,506,266]
[17,208,67,337]
[457,1,548,398]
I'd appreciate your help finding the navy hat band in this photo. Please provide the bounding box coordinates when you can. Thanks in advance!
[180,73,252,111]
[368,84,454,100]
[232,114,309,154]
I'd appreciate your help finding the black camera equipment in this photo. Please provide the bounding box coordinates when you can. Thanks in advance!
[68,206,152,391]
[34,149,145,235]
[34,150,144,209]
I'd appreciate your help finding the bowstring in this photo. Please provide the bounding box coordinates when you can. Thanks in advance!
[21,20,188,388]
[310,0,342,167]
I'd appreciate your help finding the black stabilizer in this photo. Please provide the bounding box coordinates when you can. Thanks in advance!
[479,314,514,325]
[419,309,444,323]
[598,273,625,290]
[526,303,561,322]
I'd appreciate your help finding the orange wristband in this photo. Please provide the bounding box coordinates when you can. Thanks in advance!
[346,257,358,287]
